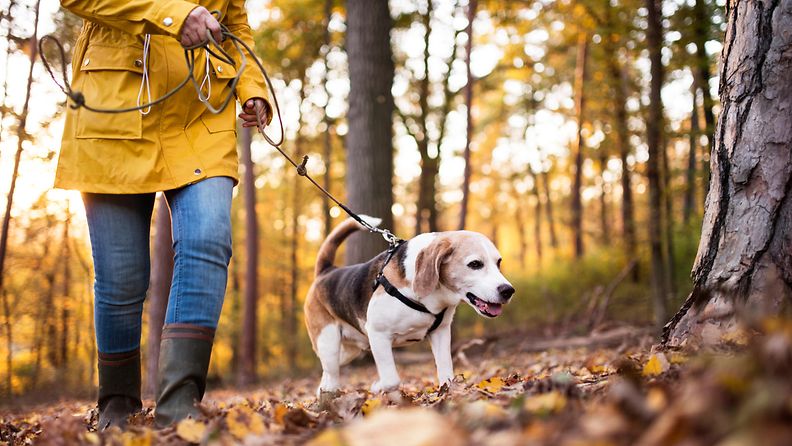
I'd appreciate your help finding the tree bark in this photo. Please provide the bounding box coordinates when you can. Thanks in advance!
[571,32,589,259]
[646,0,669,329]
[458,0,476,230]
[345,0,395,263]
[664,0,792,346]
[144,195,172,397]
[541,170,558,250]
[238,126,258,385]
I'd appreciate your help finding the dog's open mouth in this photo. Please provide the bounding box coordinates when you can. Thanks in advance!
[466,293,503,317]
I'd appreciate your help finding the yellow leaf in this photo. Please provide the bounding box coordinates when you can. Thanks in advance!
[273,403,289,425]
[642,353,670,377]
[307,428,347,446]
[121,430,153,446]
[523,391,567,415]
[176,418,206,444]
[361,398,382,416]
[227,405,266,440]
[82,432,100,445]
[476,376,505,394]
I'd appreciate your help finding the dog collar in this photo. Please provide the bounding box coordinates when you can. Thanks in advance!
[374,274,447,336]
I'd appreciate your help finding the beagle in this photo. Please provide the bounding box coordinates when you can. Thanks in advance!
[304,217,515,394]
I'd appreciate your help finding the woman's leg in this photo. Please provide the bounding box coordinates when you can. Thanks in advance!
[83,192,155,429]
[155,176,233,427]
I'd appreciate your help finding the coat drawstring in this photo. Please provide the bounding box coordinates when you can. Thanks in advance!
[136,34,152,115]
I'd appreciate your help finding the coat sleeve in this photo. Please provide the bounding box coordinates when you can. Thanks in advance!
[222,0,271,118]
[60,0,198,38]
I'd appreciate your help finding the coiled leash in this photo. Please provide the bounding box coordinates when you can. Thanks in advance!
[39,10,402,249]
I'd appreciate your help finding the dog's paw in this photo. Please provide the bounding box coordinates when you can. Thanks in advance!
[370,379,399,394]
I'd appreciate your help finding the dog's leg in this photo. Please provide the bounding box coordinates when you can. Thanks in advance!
[368,330,401,392]
[316,324,342,393]
[429,323,454,386]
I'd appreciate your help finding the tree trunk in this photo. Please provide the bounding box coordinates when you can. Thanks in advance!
[238,126,258,385]
[0,0,41,305]
[2,290,12,399]
[415,0,433,236]
[541,170,558,250]
[458,0,476,230]
[664,0,792,346]
[322,0,333,238]
[0,0,17,138]
[528,169,543,264]
[646,0,669,328]
[599,150,611,245]
[683,81,700,224]
[604,7,637,269]
[59,207,71,369]
[345,0,395,263]
[571,32,589,259]
[144,195,172,397]
[693,0,716,193]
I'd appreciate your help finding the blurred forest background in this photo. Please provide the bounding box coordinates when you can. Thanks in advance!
[0,0,725,403]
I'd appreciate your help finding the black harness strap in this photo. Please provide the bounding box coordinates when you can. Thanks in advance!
[372,244,448,337]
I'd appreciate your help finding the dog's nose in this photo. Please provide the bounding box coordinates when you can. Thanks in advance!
[498,284,515,300]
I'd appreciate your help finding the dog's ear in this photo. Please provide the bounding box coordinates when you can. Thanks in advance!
[413,238,454,297]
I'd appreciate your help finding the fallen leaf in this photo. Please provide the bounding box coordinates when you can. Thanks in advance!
[176,418,206,444]
[476,376,506,394]
[642,353,670,377]
[524,391,567,415]
[361,398,382,416]
[226,405,266,440]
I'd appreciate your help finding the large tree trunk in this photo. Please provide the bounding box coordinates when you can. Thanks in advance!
[646,0,669,329]
[571,32,589,259]
[458,0,476,231]
[238,126,258,385]
[345,0,394,263]
[664,0,792,346]
[144,195,172,397]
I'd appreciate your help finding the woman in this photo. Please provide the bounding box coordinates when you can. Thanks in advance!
[56,0,271,429]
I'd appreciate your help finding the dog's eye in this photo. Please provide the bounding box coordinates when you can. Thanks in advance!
[497,258,502,269]
[467,260,484,270]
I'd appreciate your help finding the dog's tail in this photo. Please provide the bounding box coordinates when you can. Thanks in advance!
[314,215,382,276]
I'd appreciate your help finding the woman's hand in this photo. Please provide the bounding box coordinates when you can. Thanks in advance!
[239,98,271,128]
[180,7,222,48]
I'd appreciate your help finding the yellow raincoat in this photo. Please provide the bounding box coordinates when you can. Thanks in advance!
[55,0,270,193]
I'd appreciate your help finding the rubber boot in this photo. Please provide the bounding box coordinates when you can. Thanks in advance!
[154,324,215,428]
[97,349,142,430]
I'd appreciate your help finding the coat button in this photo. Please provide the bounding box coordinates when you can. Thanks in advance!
[134,59,143,68]
[194,168,202,175]
[216,65,223,73]
[163,17,173,26]
[83,58,90,66]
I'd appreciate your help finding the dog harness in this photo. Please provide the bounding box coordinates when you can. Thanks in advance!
[373,241,448,337]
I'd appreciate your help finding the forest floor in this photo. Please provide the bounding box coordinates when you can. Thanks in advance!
[2,321,792,446]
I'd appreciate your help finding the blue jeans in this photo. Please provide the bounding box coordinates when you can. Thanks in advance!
[83,177,234,354]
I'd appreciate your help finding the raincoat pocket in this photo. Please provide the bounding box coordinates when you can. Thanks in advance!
[199,56,238,134]
[75,44,145,140]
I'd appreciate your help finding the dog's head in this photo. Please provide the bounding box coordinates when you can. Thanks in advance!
[412,231,515,317]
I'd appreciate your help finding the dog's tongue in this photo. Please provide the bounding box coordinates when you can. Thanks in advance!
[477,300,503,316]
[487,303,503,316]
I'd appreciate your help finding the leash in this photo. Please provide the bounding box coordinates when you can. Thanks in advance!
[39,10,402,248]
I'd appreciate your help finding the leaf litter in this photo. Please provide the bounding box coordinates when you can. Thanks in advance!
[2,323,792,445]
